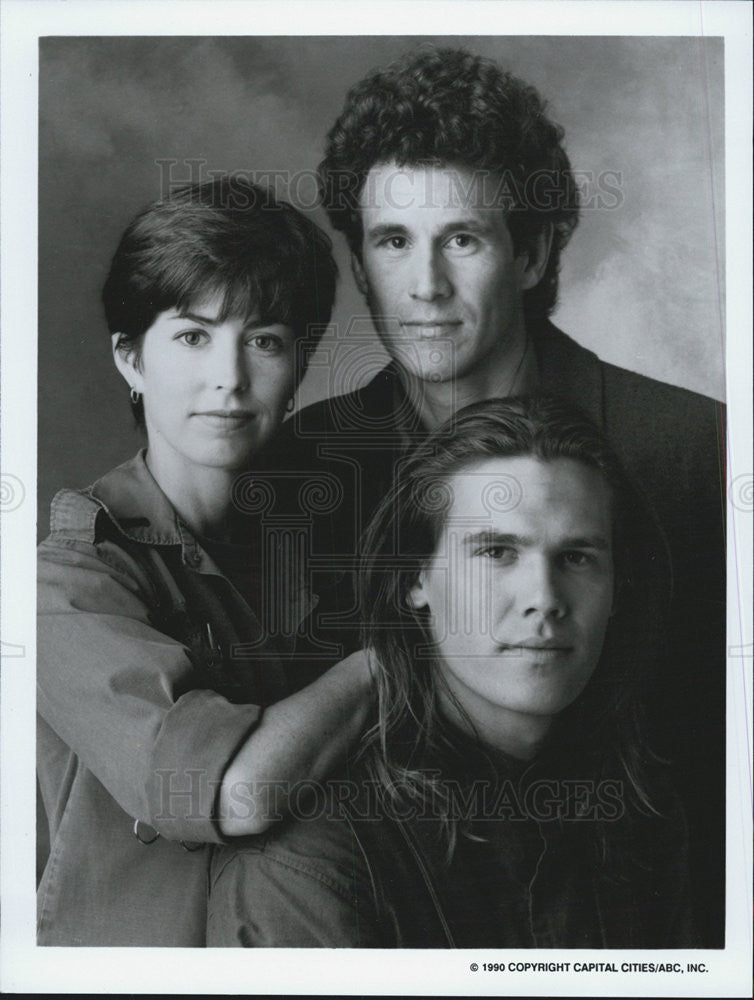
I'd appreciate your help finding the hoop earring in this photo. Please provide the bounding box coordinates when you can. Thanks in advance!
[285,397,295,413]
[130,387,141,404]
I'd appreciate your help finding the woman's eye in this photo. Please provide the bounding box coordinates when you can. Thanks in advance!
[178,330,207,347]
[250,334,282,352]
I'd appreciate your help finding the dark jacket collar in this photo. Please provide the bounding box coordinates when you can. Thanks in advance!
[532,318,604,428]
[361,320,605,431]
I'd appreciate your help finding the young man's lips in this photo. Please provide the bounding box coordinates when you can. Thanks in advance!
[498,641,574,657]
[195,410,256,418]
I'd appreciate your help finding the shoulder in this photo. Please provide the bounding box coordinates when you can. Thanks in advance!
[285,366,398,440]
[542,323,724,482]
[46,487,106,543]
[208,780,385,946]
[39,471,166,611]
[212,782,373,897]
[540,320,724,431]
[44,451,164,543]
[600,357,724,433]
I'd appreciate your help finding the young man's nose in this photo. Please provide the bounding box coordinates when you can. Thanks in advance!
[408,246,452,301]
[518,559,568,621]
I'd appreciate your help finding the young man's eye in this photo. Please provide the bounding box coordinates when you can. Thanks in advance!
[477,545,516,563]
[560,551,595,569]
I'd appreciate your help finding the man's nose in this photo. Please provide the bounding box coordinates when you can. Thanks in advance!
[214,340,250,392]
[519,558,568,621]
[408,246,452,301]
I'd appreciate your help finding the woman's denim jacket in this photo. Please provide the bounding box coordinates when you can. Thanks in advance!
[37,451,316,946]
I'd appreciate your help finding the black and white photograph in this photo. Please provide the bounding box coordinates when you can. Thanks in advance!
[0,1,751,996]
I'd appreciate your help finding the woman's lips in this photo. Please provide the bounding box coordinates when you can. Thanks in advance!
[193,410,256,430]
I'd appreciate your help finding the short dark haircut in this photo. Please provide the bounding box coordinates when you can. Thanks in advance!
[103,174,338,424]
[319,46,579,320]
[358,396,670,855]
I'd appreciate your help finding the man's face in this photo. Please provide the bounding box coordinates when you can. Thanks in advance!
[410,456,615,737]
[356,161,535,385]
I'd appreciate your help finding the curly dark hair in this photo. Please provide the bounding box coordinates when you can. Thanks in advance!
[319,46,579,319]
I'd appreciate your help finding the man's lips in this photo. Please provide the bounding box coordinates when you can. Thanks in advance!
[400,320,462,339]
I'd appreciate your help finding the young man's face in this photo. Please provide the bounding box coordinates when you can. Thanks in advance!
[410,455,615,743]
[356,161,540,386]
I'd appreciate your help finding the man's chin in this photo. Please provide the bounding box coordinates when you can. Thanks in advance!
[394,355,457,386]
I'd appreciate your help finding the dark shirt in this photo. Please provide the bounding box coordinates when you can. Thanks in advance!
[207,738,695,948]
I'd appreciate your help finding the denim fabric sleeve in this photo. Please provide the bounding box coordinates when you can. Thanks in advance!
[37,534,262,844]
[207,839,383,947]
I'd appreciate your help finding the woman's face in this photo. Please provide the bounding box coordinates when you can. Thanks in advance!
[409,455,615,742]
[115,291,296,473]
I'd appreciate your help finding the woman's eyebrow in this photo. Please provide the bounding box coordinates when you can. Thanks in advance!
[174,311,282,331]
[176,310,221,326]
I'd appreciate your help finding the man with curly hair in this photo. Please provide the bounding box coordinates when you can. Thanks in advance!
[275,46,725,945]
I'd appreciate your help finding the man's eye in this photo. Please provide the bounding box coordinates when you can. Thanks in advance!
[178,330,207,347]
[447,233,476,250]
[380,235,408,250]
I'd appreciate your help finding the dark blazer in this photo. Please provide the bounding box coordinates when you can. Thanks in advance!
[271,319,726,946]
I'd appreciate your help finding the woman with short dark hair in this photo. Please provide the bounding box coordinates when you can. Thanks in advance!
[37,176,373,946]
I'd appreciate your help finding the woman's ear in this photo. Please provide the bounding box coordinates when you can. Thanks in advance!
[518,224,554,292]
[111,333,143,393]
[351,252,369,297]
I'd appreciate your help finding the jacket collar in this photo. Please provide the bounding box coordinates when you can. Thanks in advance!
[86,449,197,554]
[532,319,604,429]
[83,450,317,628]
[364,320,605,431]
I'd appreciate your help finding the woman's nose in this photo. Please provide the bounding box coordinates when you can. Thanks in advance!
[214,342,250,392]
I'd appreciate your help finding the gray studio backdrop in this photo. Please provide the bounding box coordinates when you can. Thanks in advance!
[38,35,725,537]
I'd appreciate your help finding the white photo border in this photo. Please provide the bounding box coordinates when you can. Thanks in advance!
[1,1,751,996]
